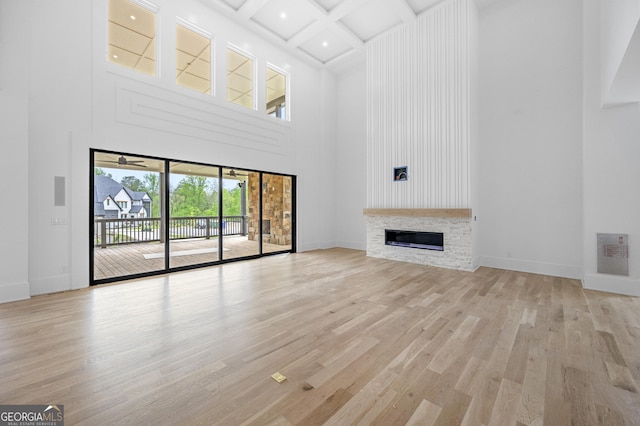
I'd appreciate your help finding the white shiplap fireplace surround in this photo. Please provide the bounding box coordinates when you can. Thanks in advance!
[364,209,473,271]
[365,0,476,271]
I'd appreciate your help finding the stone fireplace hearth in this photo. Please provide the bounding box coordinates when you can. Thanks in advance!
[364,209,473,271]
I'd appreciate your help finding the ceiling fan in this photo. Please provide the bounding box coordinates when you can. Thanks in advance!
[103,155,147,168]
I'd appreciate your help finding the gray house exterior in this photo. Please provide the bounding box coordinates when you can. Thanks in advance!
[94,175,152,219]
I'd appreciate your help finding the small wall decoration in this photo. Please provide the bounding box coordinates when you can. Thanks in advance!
[393,166,408,181]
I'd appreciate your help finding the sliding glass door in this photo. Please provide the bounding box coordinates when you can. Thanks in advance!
[261,173,293,254]
[168,162,220,268]
[92,152,166,281]
[91,150,295,285]
[222,167,258,260]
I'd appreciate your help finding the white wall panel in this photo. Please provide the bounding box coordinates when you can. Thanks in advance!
[583,0,640,295]
[366,0,470,209]
[477,0,583,280]
[0,0,31,303]
[335,61,367,250]
[115,81,290,153]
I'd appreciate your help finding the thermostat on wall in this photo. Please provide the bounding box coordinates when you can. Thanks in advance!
[394,166,408,181]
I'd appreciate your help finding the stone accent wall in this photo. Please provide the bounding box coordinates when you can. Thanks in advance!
[366,215,472,271]
[247,173,292,246]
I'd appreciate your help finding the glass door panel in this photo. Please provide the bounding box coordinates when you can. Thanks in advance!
[168,162,220,268]
[262,174,293,254]
[92,150,295,285]
[92,152,165,281]
[222,168,258,260]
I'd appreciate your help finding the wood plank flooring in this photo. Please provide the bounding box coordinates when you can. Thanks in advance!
[1,248,639,425]
[93,236,290,280]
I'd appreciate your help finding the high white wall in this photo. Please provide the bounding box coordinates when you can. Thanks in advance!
[335,60,367,250]
[476,0,584,278]
[601,0,640,104]
[3,0,639,303]
[583,0,640,296]
[28,0,93,296]
[0,1,31,302]
[0,0,341,302]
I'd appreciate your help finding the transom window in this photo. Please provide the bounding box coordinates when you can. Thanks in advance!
[105,3,292,119]
[227,47,255,110]
[176,22,212,95]
[107,0,157,76]
[266,65,287,120]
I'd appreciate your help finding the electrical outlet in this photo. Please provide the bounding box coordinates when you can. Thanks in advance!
[506,251,512,258]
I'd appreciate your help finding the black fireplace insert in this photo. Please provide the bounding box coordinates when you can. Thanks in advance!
[385,229,444,251]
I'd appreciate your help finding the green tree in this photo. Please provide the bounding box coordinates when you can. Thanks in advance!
[120,176,144,192]
[94,167,112,178]
[205,187,219,217]
[171,176,215,217]
[142,173,160,217]
[222,187,241,216]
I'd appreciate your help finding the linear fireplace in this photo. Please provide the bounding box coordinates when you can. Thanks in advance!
[364,209,472,271]
[385,229,444,251]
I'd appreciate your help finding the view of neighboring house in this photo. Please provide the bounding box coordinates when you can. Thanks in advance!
[94,175,152,219]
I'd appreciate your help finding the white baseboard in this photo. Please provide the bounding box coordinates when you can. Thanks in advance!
[297,240,336,252]
[583,273,640,297]
[70,273,90,291]
[335,240,366,251]
[0,280,31,304]
[30,274,71,296]
[477,256,582,279]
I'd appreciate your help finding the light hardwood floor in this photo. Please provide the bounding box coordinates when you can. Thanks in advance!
[1,248,639,425]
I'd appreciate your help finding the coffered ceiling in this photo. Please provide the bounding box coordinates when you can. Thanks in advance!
[202,0,499,71]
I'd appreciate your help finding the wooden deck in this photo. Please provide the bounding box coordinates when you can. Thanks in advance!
[1,248,639,425]
[93,236,291,280]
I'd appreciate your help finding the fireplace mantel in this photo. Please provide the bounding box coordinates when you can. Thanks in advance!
[363,208,471,219]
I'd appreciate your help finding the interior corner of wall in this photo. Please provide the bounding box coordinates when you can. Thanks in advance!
[0,281,31,304]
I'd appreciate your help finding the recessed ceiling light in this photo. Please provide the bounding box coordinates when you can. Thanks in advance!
[112,54,118,59]
[280,12,286,19]
[322,41,328,47]
[130,15,136,20]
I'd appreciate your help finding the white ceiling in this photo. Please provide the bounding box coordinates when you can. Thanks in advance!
[203,0,500,72]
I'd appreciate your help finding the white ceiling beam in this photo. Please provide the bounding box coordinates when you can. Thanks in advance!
[287,20,327,48]
[305,0,333,15]
[286,1,365,50]
[284,0,335,47]
[330,20,366,48]
[324,47,363,67]
[237,0,270,19]
[328,0,371,20]
[391,0,417,23]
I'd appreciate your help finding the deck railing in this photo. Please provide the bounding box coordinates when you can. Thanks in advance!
[94,216,247,248]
